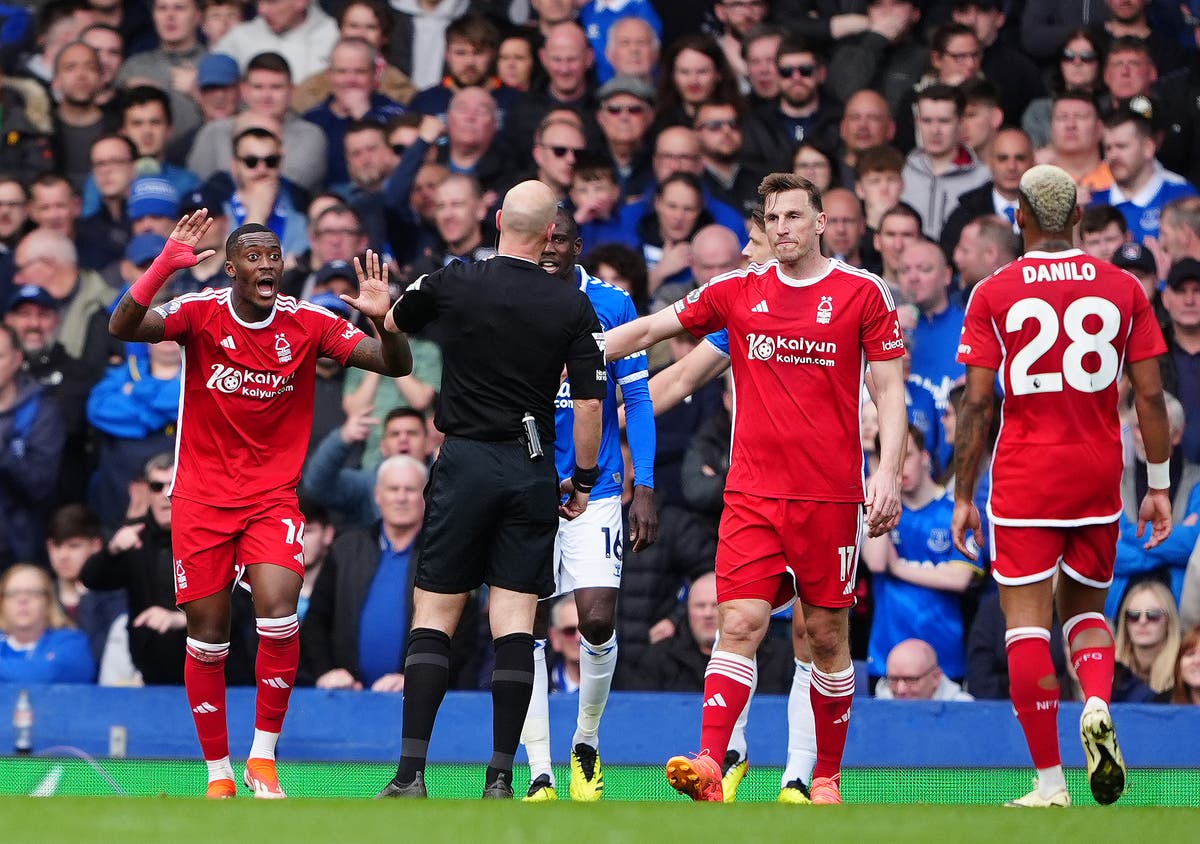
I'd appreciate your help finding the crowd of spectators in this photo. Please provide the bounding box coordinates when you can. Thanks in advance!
[2,0,1200,706]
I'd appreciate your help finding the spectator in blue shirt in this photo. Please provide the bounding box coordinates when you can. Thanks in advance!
[898,237,966,404]
[863,424,984,682]
[582,0,663,83]
[0,564,95,684]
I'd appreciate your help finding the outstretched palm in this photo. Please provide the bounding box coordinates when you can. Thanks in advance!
[164,209,217,270]
[344,249,392,321]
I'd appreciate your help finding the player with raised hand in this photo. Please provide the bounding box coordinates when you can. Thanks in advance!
[953,164,1173,808]
[605,173,909,804]
[109,212,412,799]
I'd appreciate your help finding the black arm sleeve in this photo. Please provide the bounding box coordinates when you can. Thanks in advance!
[564,296,607,401]
[389,271,441,333]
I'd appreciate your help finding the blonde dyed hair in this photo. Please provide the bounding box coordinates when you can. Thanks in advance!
[1115,580,1181,695]
[0,564,74,633]
[1018,164,1077,234]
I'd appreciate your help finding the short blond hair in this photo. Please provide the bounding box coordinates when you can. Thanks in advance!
[1018,164,1077,234]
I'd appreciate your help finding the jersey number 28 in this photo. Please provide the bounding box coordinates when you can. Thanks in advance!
[1006,296,1121,396]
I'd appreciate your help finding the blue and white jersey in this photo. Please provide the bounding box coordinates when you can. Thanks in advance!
[1090,162,1198,243]
[867,489,982,679]
[703,328,730,357]
[555,265,655,501]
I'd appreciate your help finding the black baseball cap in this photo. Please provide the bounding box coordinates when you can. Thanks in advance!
[1111,242,1156,276]
[1167,258,1200,289]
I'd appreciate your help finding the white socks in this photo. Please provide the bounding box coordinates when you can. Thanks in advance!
[249,728,280,761]
[573,632,618,749]
[782,659,817,786]
[206,756,234,783]
[1037,765,1067,797]
[520,639,554,784]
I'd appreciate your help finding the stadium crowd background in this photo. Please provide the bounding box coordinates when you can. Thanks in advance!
[1,0,1199,710]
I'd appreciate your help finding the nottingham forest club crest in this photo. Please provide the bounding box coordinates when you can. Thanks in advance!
[817,295,833,324]
[275,332,292,363]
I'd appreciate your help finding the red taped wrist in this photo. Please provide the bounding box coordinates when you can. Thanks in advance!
[128,240,197,306]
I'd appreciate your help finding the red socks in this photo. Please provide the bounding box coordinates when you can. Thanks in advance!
[255,615,300,733]
[185,638,230,761]
[1006,627,1061,769]
[810,665,855,781]
[699,651,756,761]
[1064,612,1115,704]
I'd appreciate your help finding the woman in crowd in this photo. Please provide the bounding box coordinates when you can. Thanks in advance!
[496,31,537,93]
[654,35,741,132]
[1172,626,1200,705]
[1021,29,1105,149]
[1115,580,1182,699]
[0,564,95,683]
[792,141,838,193]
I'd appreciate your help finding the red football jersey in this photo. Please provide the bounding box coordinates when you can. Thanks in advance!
[156,289,366,506]
[958,248,1167,525]
[675,258,904,502]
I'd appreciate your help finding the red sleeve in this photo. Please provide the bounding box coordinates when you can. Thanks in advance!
[861,280,905,361]
[673,276,734,338]
[957,281,1002,370]
[154,296,196,343]
[314,309,367,365]
[1126,280,1168,363]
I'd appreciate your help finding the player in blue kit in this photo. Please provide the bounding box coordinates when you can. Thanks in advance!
[863,424,983,684]
[520,208,658,801]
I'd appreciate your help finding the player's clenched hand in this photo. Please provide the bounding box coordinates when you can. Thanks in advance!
[165,209,216,268]
[316,668,363,690]
[343,249,392,320]
[371,673,405,693]
[951,500,983,560]
[864,471,901,537]
[628,485,658,550]
[1138,489,1173,549]
[559,478,591,520]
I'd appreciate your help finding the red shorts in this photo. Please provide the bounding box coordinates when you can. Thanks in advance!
[170,494,306,604]
[716,492,864,610]
[989,520,1120,588]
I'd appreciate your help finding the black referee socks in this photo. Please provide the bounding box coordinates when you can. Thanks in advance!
[394,627,452,785]
[487,632,536,786]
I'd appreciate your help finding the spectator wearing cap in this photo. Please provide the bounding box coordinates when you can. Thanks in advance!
[127,177,180,240]
[595,75,657,202]
[0,321,67,570]
[1092,109,1197,244]
[186,52,329,195]
[80,87,202,220]
[13,229,119,381]
[224,126,309,259]
[3,284,94,502]
[1111,241,1159,299]
[583,0,662,84]
[166,53,243,166]
[281,205,368,300]
[214,0,338,82]
[166,187,230,297]
[1097,37,1200,188]
[76,134,137,271]
[742,36,842,174]
[303,38,408,191]
[119,234,170,293]
[1161,258,1200,463]
[85,330,182,531]
[952,0,1044,126]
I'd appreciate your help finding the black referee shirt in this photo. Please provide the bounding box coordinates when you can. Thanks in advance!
[390,255,607,443]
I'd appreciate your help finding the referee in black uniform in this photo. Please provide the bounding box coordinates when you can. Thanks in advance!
[377,180,605,799]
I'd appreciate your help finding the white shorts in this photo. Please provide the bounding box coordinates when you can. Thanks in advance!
[550,495,624,597]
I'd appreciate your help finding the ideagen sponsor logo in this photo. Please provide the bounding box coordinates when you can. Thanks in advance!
[745,333,837,367]
[206,364,296,399]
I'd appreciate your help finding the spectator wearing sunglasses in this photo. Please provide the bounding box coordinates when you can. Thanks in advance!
[1107,392,1200,618]
[1112,580,1181,701]
[695,99,767,219]
[531,117,587,202]
[952,0,1044,127]
[742,36,841,175]
[223,127,308,260]
[1020,30,1105,150]
[547,594,581,693]
[594,76,657,203]
[85,325,182,532]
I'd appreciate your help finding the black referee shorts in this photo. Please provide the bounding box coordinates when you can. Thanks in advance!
[416,436,560,597]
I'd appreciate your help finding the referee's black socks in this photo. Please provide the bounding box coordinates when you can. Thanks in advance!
[393,627,452,785]
[487,632,536,786]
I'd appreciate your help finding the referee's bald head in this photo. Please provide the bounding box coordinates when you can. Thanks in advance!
[1017,164,1079,237]
[497,180,559,259]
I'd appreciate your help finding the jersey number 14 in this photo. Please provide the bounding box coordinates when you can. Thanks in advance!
[1006,296,1122,396]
